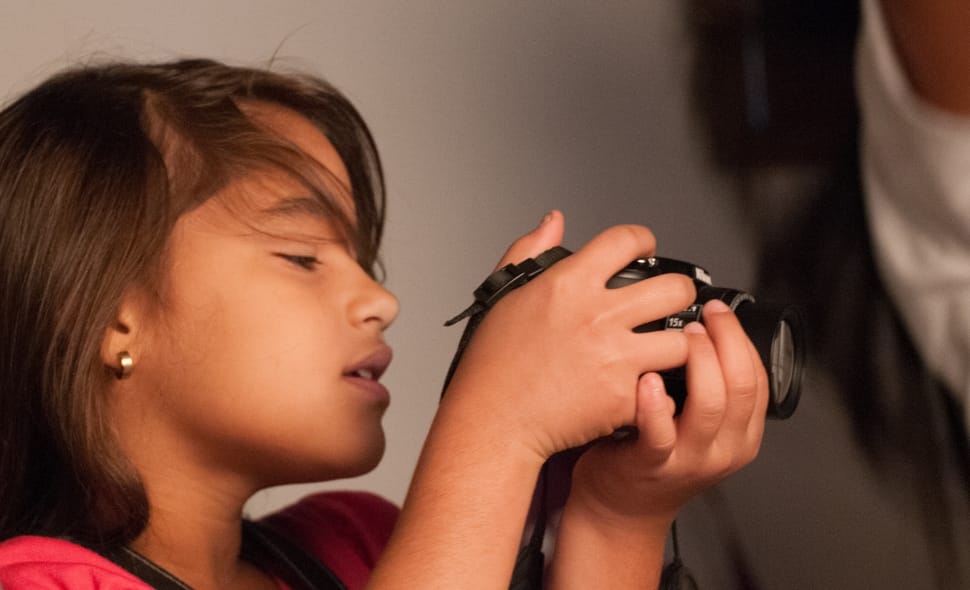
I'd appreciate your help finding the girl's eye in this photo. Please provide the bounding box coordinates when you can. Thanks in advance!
[275,254,320,271]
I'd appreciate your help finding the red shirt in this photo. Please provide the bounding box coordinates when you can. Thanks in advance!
[0,491,398,590]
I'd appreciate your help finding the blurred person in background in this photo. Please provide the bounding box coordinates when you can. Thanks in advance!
[679,0,969,587]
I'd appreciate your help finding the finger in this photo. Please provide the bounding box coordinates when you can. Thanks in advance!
[604,273,696,331]
[563,224,658,284]
[678,321,727,445]
[494,210,565,270]
[720,335,770,468]
[624,330,690,374]
[743,335,770,448]
[702,300,761,437]
[634,372,677,463]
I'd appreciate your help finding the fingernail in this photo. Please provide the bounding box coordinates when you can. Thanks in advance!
[704,299,731,314]
[643,371,665,393]
[537,211,553,228]
[684,321,706,334]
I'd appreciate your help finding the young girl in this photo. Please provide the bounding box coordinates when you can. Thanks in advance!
[0,58,768,589]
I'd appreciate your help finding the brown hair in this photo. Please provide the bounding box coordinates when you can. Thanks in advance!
[0,58,385,546]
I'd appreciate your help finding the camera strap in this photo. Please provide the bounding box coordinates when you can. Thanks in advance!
[442,245,572,390]
[444,246,573,327]
[93,520,346,590]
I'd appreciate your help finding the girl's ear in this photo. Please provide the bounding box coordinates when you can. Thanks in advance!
[101,291,149,380]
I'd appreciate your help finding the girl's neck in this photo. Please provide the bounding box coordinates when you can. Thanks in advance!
[130,497,278,590]
[130,463,274,589]
[112,388,279,588]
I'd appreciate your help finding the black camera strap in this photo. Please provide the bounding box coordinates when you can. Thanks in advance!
[444,246,573,327]
[239,520,347,590]
[442,245,572,391]
[93,520,346,590]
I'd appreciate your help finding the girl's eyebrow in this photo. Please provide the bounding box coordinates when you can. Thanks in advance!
[258,196,331,222]
[253,196,351,244]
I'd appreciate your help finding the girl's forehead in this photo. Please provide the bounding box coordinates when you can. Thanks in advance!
[238,100,351,189]
[215,100,358,230]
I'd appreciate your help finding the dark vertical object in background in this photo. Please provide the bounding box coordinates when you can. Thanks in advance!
[687,0,859,169]
[686,0,969,587]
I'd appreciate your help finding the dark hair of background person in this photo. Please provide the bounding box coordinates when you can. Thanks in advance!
[688,0,969,585]
[0,58,386,548]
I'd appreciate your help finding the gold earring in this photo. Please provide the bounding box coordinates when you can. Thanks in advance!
[116,351,134,379]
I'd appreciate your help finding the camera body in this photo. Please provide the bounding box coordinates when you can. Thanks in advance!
[607,255,803,419]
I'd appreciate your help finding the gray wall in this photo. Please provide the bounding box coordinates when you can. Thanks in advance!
[0,1,755,515]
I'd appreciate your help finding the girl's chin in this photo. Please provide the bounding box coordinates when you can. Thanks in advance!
[293,437,387,483]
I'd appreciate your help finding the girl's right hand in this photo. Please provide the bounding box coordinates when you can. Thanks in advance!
[441,211,696,462]
[374,212,696,589]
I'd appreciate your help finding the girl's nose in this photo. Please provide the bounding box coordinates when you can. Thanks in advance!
[349,269,400,332]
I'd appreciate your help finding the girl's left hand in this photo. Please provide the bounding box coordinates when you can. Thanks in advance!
[565,300,769,528]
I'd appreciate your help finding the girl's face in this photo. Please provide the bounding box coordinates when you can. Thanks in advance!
[117,104,399,490]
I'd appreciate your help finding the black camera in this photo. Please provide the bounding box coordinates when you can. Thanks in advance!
[606,254,803,419]
[445,245,803,419]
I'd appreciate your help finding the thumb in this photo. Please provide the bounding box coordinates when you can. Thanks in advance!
[494,210,565,270]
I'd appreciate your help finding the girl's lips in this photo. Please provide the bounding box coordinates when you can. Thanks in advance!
[345,345,393,380]
[344,345,393,403]
[344,375,390,404]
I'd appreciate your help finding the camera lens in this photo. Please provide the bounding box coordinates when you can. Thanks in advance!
[772,319,795,407]
[734,302,803,419]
